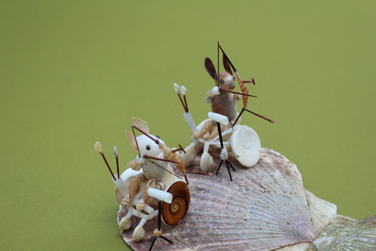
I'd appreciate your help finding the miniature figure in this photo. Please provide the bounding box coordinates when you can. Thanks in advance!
[94,117,190,241]
[178,43,273,175]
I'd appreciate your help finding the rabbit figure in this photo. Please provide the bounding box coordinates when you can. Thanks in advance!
[119,117,168,241]
[193,56,242,141]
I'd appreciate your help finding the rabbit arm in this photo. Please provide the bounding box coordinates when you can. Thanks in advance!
[205,90,214,103]
[234,93,242,101]
[205,86,220,103]
[127,157,144,171]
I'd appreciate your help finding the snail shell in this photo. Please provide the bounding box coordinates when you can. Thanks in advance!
[162,180,190,226]
[230,125,261,167]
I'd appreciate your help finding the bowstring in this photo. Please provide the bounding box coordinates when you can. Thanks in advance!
[147,158,181,179]
[217,42,234,130]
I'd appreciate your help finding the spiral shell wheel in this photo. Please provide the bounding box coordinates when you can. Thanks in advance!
[162,181,190,226]
[230,125,261,167]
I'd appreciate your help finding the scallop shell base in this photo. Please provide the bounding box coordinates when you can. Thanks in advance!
[117,148,376,250]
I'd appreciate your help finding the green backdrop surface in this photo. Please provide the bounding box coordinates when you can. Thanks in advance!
[1,1,375,250]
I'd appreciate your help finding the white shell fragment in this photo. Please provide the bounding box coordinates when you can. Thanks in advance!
[180,85,186,95]
[200,152,213,172]
[147,188,172,203]
[181,145,197,167]
[211,86,220,95]
[173,83,180,93]
[230,125,261,167]
[208,112,229,125]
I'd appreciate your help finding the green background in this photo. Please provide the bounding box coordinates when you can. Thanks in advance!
[1,1,375,250]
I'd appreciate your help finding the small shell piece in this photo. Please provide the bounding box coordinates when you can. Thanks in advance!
[173,83,180,93]
[235,71,249,108]
[230,125,261,167]
[132,117,149,134]
[308,215,376,250]
[180,85,186,95]
[304,189,337,236]
[133,226,145,242]
[127,159,141,169]
[200,152,213,172]
[159,142,186,176]
[181,146,197,167]
[94,141,102,152]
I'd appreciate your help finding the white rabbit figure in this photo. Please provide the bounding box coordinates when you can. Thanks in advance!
[119,117,169,241]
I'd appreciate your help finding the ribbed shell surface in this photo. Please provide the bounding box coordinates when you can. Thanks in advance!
[118,148,323,250]
[308,215,376,250]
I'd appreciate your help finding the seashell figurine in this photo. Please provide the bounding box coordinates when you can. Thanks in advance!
[117,117,190,241]
[114,44,374,250]
[117,148,376,250]
[94,118,190,242]
[176,44,273,173]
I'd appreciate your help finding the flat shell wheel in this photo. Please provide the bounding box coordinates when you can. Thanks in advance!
[230,125,261,167]
[162,180,190,226]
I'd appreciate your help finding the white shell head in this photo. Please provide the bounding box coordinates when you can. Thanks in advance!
[136,134,164,156]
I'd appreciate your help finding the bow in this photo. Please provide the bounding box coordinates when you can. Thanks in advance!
[218,43,255,109]
[218,42,274,124]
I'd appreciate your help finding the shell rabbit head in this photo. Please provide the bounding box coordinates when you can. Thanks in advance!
[205,57,235,90]
[125,117,164,156]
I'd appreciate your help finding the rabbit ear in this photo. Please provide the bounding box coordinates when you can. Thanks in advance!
[132,117,149,134]
[223,55,233,76]
[126,130,138,151]
[205,57,217,80]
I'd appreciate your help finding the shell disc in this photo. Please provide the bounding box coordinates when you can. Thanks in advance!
[162,180,190,226]
[230,125,261,167]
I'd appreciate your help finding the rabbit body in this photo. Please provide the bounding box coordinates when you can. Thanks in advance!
[211,90,238,121]
[134,153,168,182]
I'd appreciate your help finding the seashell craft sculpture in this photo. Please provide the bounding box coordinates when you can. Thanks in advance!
[95,43,375,250]
[118,148,376,250]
